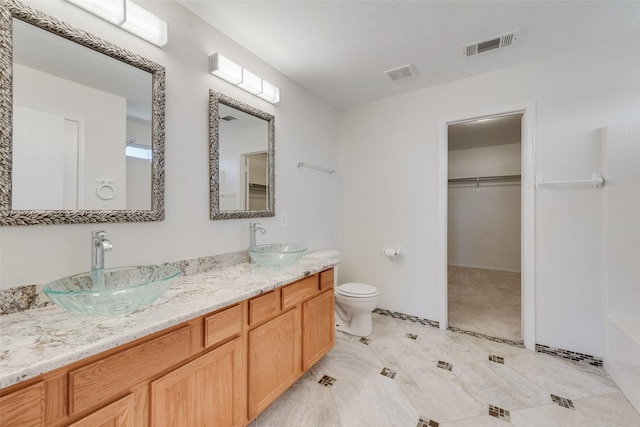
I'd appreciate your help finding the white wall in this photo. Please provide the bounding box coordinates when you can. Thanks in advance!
[125,119,152,210]
[0,1,338,288]
[337,35,640,357]
[604,123,640,318]
[125,157,151,210]
[448,143,522,178]
[13,64,127,210]
[448,144,521,271]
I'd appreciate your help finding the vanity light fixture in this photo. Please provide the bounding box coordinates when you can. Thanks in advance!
[120,1,168,47]
[258,80,280,104]
[209,53,281,104]
[239,69,263,95]
[64,0,168,47]
[209,53,242,84]
[65,0,125,25]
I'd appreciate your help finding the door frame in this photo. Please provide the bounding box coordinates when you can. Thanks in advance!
[437,103,536,350]
[240,150,268,210]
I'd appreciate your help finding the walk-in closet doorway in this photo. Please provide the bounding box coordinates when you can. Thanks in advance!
[437,105,536,350]
[447,114,523,342]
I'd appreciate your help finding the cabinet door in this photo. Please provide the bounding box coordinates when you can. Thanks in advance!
[151,337,243,427]
[0,382,45,426]
[68,394,133,427]
[248,307,301,419]
[302,289,335,371]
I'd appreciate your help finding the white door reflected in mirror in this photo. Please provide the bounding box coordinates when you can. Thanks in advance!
[12,106,80,210]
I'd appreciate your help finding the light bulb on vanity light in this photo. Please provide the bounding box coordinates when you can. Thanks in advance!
[238,69,263,94]
[121,0,168,47]
[64,0,168,47]
[209,53,243,85]
[64,0,125,25]
[259,80,281,104]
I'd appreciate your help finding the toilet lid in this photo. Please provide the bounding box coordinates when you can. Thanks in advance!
[336,282,378,297]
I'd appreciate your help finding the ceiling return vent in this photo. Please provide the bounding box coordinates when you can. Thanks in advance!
[220,115,237,121]
[384,64,417,82]
[462,30,520,58]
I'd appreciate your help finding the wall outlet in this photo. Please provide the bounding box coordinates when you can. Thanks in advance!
[280,211,288,227]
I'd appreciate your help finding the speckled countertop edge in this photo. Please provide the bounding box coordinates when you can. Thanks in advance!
[0,258,337,389]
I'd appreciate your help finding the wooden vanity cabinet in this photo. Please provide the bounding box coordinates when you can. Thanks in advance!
[151,337,243,427]
[0,381,45,426]
[0,268,335,427]
[248,307,301,418]
[246,269,335,421]
[302,289,335,371]
[68,325,193,415]
[67,394,134,427]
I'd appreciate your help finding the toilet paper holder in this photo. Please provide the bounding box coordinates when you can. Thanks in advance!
[382,246,401,257]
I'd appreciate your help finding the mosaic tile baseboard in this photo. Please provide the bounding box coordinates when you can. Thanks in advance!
[375,307,605,367]
[536,344,603,367]
[447,326,525,348]
[374,308,440,328]
[0,250,250,315]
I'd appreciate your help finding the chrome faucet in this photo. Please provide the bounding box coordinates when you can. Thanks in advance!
[91,230,113,270]
[249,222,267,247]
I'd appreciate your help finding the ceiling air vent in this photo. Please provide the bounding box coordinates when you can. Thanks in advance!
[384,64,417,82]
[221,115,237,121]
[462,30,520,58]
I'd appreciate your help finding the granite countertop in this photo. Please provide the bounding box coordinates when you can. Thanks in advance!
[0,258,337,389]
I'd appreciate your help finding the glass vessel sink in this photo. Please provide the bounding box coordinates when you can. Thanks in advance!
[247,244,307,268]
[43,265,180,317]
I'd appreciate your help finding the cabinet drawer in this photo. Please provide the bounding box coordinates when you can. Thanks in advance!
[249,291,279,326]
[320,268,334,291]
[0,381,45,426]
[282,276,319,309]
[205,304,242,348]
[68,394,134,427]
[69,326,192,414]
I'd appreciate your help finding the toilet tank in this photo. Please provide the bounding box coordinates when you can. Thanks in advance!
[304,250,340,285]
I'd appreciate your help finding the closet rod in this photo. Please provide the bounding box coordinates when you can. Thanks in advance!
[448,174,521,183]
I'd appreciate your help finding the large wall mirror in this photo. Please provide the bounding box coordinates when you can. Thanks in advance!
[209,90,275,220]
[0,0,166,226]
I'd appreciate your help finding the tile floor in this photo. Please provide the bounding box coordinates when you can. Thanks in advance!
[448,266,522,342]
[248,312,640,427]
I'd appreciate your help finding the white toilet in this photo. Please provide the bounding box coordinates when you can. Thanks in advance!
[305,250,379,337]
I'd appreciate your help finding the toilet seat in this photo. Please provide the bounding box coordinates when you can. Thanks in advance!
[336,283,379,298]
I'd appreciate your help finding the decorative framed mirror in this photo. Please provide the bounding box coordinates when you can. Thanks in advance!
[0,0,166,226]
[209,90,275,220]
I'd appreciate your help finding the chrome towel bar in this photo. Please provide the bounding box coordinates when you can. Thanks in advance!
[535,172,604,189]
